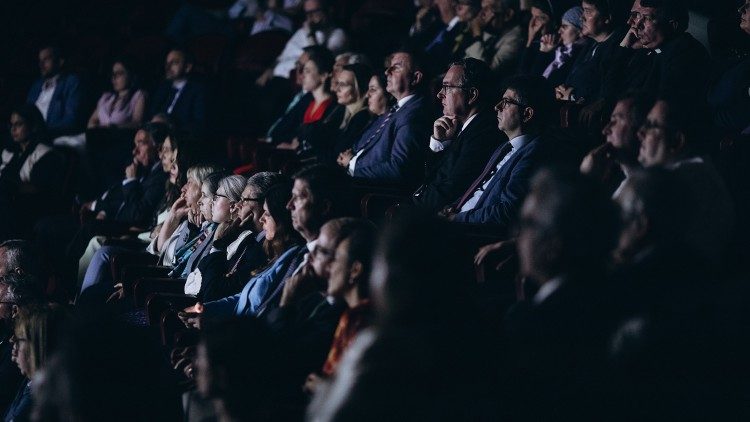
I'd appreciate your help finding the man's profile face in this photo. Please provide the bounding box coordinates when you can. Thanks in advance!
[637,101,671,167]
[437,65,470,118]
[581,1,608,38]
[304,0,327,27]
[604,99,638,153]
[165,51,189,81]
[631,3,666,48]
[38,48,60,78]
[287,179,317,236]
[132,130,157,167]
[385,53,415,99]
[495,88,525,135]
[311,224,338,280]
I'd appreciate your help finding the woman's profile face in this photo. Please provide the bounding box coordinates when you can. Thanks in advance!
[259,202,278,241]
[198,183,214,221]
[159,137,174,173]
[111,62,130,92]
[335,70,359,105]
[366,76,387,116]
[302,60,327,92]
[9,113,29,144]
[11,332,32,377]
[211,186,234,223]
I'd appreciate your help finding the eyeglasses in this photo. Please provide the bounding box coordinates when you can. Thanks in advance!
[215,193,231,201]
[496,97,527,110]
[629,11,657,24]
[439,84,467,93]
[241,196,264,203]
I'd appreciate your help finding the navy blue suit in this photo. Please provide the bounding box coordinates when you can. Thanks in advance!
[26,73,84,136]
[352,95,432,185]
[453,134,549,227]
[149,78,207,132]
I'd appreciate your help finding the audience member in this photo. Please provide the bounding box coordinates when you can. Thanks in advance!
[181,181,304,324]
[413,58,503,213]
[6,304,70,422]
[464,0,525,76]
[604,0,709,108]
[299,62,374,163]
[25,45,84,138]
[337,51,432,186]
[580,92,653,196]
[556,0,629,104]
[303,218,376,394]
[520,6,588,88]
[0,105,64,239]
[636,99,734,268]
[523,0,557,49]
[87,57,146,130]
[196,172,286,302]
[149,48,208,132]
[442,74,554,228]
[308,213,502,420]
[276,46,335,151]
[502,168,619,420]
[707,0,750,133]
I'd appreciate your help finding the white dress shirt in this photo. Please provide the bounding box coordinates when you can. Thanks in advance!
[273,24,348,78]
[460,134,530,212]
[35,75,59,120]
[167,80,187,114]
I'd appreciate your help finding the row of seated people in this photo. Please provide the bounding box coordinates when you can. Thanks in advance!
[2,153,750,419]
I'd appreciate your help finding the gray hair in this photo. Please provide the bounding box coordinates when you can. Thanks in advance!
[0,240,40,277]
[246,172,287,196]
[218,175,247,202]
[187,164,223,185]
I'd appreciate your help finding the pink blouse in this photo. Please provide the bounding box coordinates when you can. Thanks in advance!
[95,89,145,127]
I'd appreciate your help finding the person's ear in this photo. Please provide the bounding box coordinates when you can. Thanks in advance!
[411,70,423,87]
[11,305,18,320]
[349,261,363,284]
[522,106,535,123]
[671,131,687,153]
[186,63,194,74]
[467,87,479,106]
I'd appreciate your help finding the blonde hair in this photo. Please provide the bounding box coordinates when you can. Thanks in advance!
[14,304,70,377]
[187,164,223,185]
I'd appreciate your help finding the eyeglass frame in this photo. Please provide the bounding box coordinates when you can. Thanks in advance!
[240,196,264,204]
[438,84,469,94]
[496,97,528,110]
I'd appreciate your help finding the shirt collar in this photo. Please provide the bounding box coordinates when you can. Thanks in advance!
[446,16,460,31]
[460,112,478,133]
[172,79,188,90]
[397,94,416,109]
[306,238,318,253]
[533,276,565,305]
[508,133,531,150]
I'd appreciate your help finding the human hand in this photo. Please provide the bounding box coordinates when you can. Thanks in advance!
[474,239,518,272]
[125,159,138,179]
[95,211,107,220]
[580,143,616,181]
[106,282,125,303]
[255,68,274,87]
[539,34,558,53]
[527,18,545,46]
[620,27,641,49]
[214,217,243,242]
[337,149,354,168]
[555,85,574,101]
[187,207,204,227]
[303,373,325,395]
[178,302,204,329]
[433,116,459,141]
[280,262,317,307]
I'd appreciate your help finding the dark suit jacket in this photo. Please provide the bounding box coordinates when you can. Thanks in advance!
[604,32,709,106]
[26,73,84,136]
[149,78,207,131]
[197,232,267,302]
[0,336,23,415]
[302,106,374,163]
[453,134,549,227]
[94,163,168,227]
[352,95,432,185]
[413,110,504,213]
[268,92,313,145]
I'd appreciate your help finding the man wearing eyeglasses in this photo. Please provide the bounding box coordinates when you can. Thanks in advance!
[603,0,708,108]
[413,58,502,213]
[442,74,553,228]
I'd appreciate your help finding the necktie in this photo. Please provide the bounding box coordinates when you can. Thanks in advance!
[425,27,448,52]
[355,104,399,153]
[454,142,513,211]
[166,86,180,114]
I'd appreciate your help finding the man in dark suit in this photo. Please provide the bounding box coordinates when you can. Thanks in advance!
[442,74,553,228]
[413,58,503,213]
[26,45,84,138]
[337,51,432,186]
[149,48,207,132]
[503,169,619,420]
